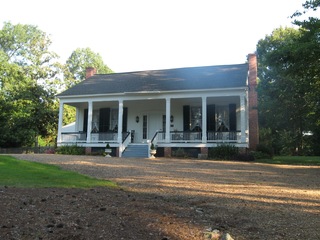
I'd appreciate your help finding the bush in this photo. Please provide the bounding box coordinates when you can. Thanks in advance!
[209,144,239,160]
[172,148,187,158]
[44,148,55,154]
[251,144,273,159]
[56,145,85,155]
[250,151,271,160]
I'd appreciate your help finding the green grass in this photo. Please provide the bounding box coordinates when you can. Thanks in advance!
[0,155,117,188]
[256,156,320,165]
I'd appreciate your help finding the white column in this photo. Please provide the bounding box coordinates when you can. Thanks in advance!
[57,101,64,144]
[86,101,93,142]
[118,100,123,143]
[202,96,207,143]
[165,98,171,143]
[240,95,246,142]
[75,107,79,131]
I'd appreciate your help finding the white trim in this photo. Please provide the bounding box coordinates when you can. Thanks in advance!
[202,96,207,143]
[165,98,171,143]
[57,101,64,143]
[57,87,248,100]
[118,100,123,145]
[86,101,93,143]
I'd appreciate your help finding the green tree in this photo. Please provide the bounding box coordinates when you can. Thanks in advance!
[61,48,113,126]
[64,47,112,88]
[257,1,320,155]
[0,22,61,147]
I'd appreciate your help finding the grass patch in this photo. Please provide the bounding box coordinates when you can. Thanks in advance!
[256,156,320,165]
[0,155,117,188]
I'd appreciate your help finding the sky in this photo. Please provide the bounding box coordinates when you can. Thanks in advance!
[0,0,307,73]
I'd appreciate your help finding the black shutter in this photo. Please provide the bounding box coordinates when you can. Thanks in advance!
[207,104,215,131]
[83,109,88,132]
[99,108,110,132]
[122,107,128,132]
[229,104,236,131]
[183,105,190,131]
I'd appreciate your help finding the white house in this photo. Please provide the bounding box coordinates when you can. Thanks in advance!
[57,54,259,157]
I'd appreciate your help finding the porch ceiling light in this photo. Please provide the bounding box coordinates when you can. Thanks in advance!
[136,116,139,123]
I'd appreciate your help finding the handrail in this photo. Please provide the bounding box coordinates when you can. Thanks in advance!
[120,131,131,157]
[122,132,130,143]
[151,130,158,143]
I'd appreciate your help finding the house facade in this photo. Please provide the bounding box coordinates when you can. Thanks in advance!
[57,54,259,157]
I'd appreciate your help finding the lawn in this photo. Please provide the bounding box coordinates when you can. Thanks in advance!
[256,155,320,165]
[0,155,117,188]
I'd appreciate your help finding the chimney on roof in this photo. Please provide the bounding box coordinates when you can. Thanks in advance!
[86,67,96,79]
[247,53,259,150]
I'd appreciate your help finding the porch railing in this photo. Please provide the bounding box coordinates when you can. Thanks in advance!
[156,131,241,143]
[60,132,128,143]
[60,130,242,144]
[61,132,87,143]
[207,131,241,142]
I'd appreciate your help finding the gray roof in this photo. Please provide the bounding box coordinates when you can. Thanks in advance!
[58,63,248,97]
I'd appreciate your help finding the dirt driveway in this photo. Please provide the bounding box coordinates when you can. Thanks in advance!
[1,154,320,240]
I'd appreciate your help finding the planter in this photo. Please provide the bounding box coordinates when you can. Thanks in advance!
[105,148,112,157]
[150,149,157,158]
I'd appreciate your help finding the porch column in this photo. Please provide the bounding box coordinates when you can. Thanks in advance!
[118,100,123,143]
[240,95,246,143]
[57,101,64,144]
[165,98,171,143]
[202,96,207,143]
[86,101,93,142]
[75,107,80,131]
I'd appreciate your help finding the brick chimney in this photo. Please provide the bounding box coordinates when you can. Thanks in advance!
[86,67,96,79]
[248,53,259,150]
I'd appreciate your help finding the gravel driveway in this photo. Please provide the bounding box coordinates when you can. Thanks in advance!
[7,154,320,239]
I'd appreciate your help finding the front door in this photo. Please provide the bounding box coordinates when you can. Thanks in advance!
[148,113,163,140]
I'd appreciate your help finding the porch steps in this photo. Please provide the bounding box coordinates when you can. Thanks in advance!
[122,144,149,158]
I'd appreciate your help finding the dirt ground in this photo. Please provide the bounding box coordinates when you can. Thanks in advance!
[1,154,320,240]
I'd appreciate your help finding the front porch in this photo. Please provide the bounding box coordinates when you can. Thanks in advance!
[57,92,250,157]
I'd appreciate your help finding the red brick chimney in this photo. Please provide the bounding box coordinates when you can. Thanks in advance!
[248,53,259,150]
[86,67,96,79]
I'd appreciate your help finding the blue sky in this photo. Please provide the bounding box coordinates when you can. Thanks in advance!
[0,0,306,72]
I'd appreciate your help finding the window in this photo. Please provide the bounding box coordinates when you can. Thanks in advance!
[191,106,202,131]
[143,115,147,139]
[216,105,229,131]
[110,108,118,131]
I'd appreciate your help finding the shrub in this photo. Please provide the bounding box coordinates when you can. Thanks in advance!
[256,144,273,157]
[250,151,270,160]
[172,148,187,158]
[209,144,239,160]
[44,148,55,154]
[56,145,85,155]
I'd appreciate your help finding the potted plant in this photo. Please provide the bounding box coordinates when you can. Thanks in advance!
[105,143,112,157]
[150,143,157,158]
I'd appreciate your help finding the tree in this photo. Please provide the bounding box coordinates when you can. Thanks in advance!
[0,22,61,147]
[60,48,113,126]
[64,47,113,88]
[257,1,320,155]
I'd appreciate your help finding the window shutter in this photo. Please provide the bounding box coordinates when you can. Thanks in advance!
[207,104,215,131]
[183,105,190,131]
[83,109,88,132]
[99,108,110,132]
[229,104,236,131]
[122,107,128,132]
